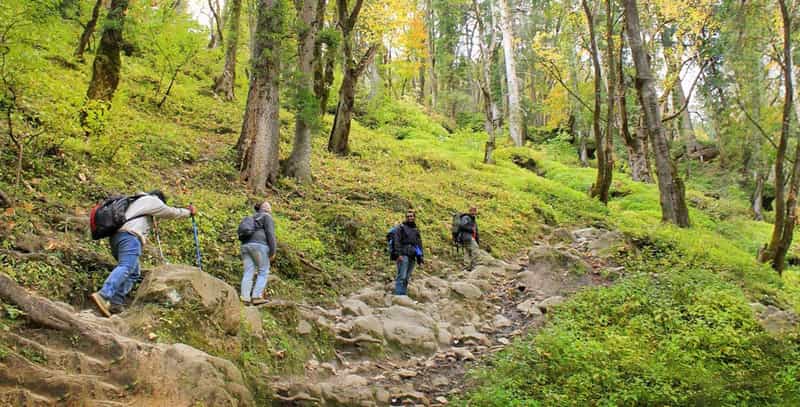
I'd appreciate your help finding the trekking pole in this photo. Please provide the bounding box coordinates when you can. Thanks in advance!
[190,207,203,271]
[153,218,168,264]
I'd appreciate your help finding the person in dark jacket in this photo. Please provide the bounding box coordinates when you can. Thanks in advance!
[458,206,480,270]
[390,209,424,296]
[240,201,277,305]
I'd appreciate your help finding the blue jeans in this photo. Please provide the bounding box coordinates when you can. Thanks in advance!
[394,255,416,295]
[240,243,270,301]
[99,232,142,305]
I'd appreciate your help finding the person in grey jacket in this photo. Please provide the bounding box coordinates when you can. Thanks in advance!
[91,191,196,317]
[240,200,277,305]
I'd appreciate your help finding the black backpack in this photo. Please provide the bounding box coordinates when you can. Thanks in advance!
[89,195,147,240]
[237,214,262,242]
[386,225,398,260]
[451,213,474,244]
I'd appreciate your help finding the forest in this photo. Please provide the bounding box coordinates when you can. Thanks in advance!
[1,0,800,405]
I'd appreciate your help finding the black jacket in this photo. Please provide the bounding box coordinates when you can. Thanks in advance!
[458,214,479,244]
[392,221,423,258]
[243,211,277,254]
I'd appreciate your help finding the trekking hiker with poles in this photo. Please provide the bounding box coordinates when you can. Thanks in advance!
[237,200,277,305]
[452,206,480,270]
[390,209,424,296]
[89,190,196,317]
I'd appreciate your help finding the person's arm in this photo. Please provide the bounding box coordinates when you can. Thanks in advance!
[140,196,192,219]
[263,214,277,259]
[393,226,404,261]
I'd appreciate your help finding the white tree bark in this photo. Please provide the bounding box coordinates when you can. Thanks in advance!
[498,0,523,146]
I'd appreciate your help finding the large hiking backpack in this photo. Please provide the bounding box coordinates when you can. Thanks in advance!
[237,214,262,242]
[89,195,146,240]
[386,225,399,260]
[451,213,474,244]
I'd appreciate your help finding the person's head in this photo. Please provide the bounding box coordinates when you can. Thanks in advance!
[254,200,272,213]
[469,206,477,216]
[405,209,416,223]
[149,190,167,204]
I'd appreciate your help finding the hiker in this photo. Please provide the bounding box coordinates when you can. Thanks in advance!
[91,191,196,317]
[390,209,424,296]
[238,201,277,305]
[456,206,480,270]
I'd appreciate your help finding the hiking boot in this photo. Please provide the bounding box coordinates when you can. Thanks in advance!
[91,292,111,317]
[252,298,267,306]
[240,296,251,305]
[109,304,125,315]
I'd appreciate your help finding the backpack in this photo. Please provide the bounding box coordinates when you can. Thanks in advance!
[451,213,474,244]
[89,194,147,240]
[386,225,398,260]
[237,214,262,242]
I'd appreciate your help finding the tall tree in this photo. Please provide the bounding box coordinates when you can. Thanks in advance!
[474,0,501,164]
[498,0,524,146]
[582,0,612,203]
[207,0,224,48]
[623,0,690,227]
[74,0,103,61]
[85,0,129,103]
[618,28,652,182]
[213,0,243,101]
[759,0,795,273]
[285,0,323,181]
[236,0,286,191]
[327,0,378,155]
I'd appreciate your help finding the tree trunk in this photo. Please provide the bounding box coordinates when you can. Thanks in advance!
[285,0,321,183]
[760,0,794,272]
[237,0,284,192]
[74,0,103,61]
[579,133,589,167]
[327,0,376,155]
[474,0,500,164]
[618,30,651,183]
[753,170,765,221]
[86,0,129,102]
[425,0,436,112]
[207,0,224,49]
[623,0,690,227]
[213,0,242,101]
[498,0,523,146]
[583,0,611,203]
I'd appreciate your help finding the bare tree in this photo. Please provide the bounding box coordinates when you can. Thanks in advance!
[236,0,285,191]
[213,0,242,101]
[498,0,523,146]
[207,0,224,49]
[623,0,690,227]
[327,0,378,155]
[474,0,501,163]
[74,0,104,61]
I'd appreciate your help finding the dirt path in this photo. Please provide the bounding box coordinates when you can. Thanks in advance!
[268,227,625,406]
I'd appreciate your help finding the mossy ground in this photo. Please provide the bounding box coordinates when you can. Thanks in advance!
[1,5,799,404]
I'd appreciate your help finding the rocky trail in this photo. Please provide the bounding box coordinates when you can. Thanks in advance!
[0,227,627,406]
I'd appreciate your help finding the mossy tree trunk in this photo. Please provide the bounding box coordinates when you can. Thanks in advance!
[623,0,690,227]
[618,28,652,183]
[213,0,242,101]
[85,0,129,103]
[74,0,103,61]
[236,0,284,192]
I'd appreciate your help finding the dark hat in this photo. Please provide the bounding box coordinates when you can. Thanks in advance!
[149,190,167,204]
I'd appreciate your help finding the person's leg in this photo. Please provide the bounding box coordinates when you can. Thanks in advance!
[394,256,410,295]
[468,239,479,270]
[251,244,270,301]
[99,233,141,303]
[240,244,256,301]
[405,258,416,293]
[111,259,140,306]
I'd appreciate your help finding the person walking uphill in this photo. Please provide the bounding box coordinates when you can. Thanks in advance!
[456,206,480,270]
[90,191,196,317]
[390,209,424,296]
[238,201,277,305]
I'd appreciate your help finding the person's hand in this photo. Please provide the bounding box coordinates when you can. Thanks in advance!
[187,204,197,216]
[417,256,424,266]
[269,255,275,262]
[396,255,405,264]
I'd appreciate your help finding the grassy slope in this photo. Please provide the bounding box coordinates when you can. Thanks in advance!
[1,7,799,404]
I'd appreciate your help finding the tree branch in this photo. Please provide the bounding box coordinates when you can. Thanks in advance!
[735,97,783,153]
[662,59,709,123]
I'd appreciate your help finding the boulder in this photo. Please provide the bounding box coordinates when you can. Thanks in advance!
[318,374,376,406]
[516,299,542,316]
[342,299,373,317]
[537,296,565,313]
[382,306,438,351]
[450,282,482,300]
[134,265,242,334]
[752,303,799,335]
[242,307,263,338]
[351,316,385,339]
[521,245,593,297]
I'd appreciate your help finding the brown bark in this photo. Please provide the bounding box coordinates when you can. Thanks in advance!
[623,0,690,227]
[237,0,283,192]
[213,0,242,101]
[474,0,500,164]
[74,0,103,61]
[285,0,322,182]
[583,0,612,203]
[327,0,377,155]
[85,0,129,103]
[760,0,795,273]
[207,0,224,49]
[425,0,436,112]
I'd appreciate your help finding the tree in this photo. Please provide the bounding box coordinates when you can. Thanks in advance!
[207,0,224,48]
[497,0,523,146]
[759,0,796,273]
[74,0,104,61]
[213,0,243,101]
[618,28,651,182]
[236,0,286,191]
[85,0,130,103]
[474,0,501,163]
[327,0,378,155]
[285,0,324,182]
[623,0,690,227]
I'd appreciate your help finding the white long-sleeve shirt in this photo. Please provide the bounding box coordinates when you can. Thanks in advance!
[118,195,191,246]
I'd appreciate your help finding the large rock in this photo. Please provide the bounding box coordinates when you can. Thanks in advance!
[751,303,798,335]
[134,265,242,334]
[450,282,482,299]
[242,306,263,338]
[318,374,376,406]
[342,298,373,317]
[521,245,593,297]
[382,306,438,351]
